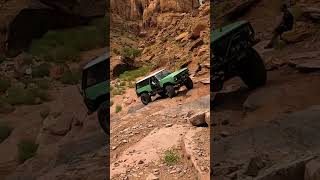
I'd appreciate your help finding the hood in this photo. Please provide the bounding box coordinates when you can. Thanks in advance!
[169,67,188,77]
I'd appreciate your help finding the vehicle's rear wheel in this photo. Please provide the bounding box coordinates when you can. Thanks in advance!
[158,91,167,98]
[141,93,151,105]
[165,85,176,98]
[184,77,193,90]
[239,48,267,89]
[97,102,109,135]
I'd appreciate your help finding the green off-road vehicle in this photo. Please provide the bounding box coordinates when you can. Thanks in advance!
[211,20,266,92]
[80,53,109,135]
[136,68,193,105]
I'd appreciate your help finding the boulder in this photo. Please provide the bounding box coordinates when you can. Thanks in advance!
[110,56,138,78]
[301,7,320,21]
[204,111,211,126]
[146,173,159,180]
[175,32,189,41]
[42,113,75,136]
[244,155,267,177]
[190,39,204,51]
[191,21,207,39]
[305,159,320,180]
[189,111,207,126]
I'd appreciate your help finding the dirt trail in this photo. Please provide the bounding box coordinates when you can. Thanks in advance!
[213,0,320,179]
[110,74,210,180]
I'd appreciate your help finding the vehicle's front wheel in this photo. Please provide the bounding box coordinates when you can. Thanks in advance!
[184,77,193,90]
[239,48,267,89]
[165,85,176,98]
[97,102,109,135]
[141,93,151,105]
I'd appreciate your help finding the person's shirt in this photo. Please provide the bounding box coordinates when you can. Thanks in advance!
[281,9,294,29]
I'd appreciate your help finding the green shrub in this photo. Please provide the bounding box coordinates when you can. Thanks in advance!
[32,63,51,78]
[17,140,38,163]
[115,105,122,113]
[0,125,12,143]
[119,66,151,81]
[29,18,106,63]
[128,81,135,88]
[6,86,50,105]
[163,149,180,166]
[120,81,126,86]
[111,87,125,96]
[0,79,11,92]
[35,79,50,90]
[121,47,141,58]
[60,71,79,85]
[40,107,50,119]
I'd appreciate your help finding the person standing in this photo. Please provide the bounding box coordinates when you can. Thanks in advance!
[265,4,294,49]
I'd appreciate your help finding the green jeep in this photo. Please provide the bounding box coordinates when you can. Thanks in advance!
[80,53,109,135]
[135,68,193,105]
[211,20,266,92]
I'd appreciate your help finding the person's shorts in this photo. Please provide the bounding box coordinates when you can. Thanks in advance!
[275,24,291,34]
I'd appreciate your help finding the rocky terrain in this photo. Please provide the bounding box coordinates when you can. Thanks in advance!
[110,0,210,179]
[212,0,320,179]
[0,1,109,179]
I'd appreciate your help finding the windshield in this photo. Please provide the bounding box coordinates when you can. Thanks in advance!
[155,70,171,80]
[82,58,108,89]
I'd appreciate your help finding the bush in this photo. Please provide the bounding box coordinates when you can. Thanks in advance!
[115,105,122,113]
[111,87,125,96]
[0,79,11,93]
[32,63,51,78]
[29,17,106,63]
[119,66,151,81]
[128,81,135,88]
[120,81,126,86]
[163,149,180,166]
[17,140,38,163]
[5,86,50,105]
[121,47,141,58]
[35,79,50,90]
[0,125,12,143]
[60,71,80,85]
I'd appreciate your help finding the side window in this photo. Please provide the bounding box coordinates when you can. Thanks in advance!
[137,79,149,89]
[86,60,108,87]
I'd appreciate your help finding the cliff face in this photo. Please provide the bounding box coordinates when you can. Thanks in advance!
[0,0,106,56]
[110,0,210,78]
[111,0,203,28]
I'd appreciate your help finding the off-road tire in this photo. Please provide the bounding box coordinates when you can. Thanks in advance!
[165,85,176,98]
[158,91,167,98]
[239,48,267,89]
[97,102,109,135]
[184,77,193,90]
[141,93,151,105]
